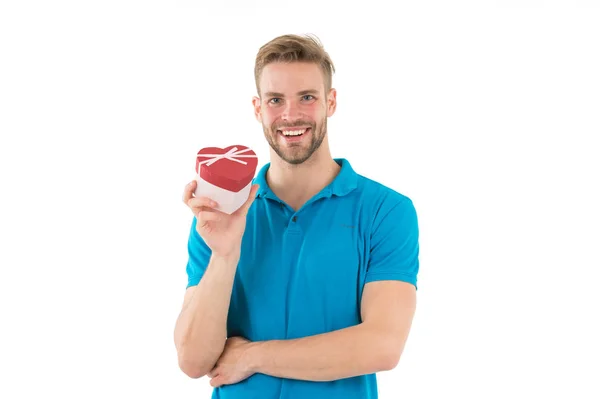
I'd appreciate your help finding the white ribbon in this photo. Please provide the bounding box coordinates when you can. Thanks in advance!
[197,147,257,167]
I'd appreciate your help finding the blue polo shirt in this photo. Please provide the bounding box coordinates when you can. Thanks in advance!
[185,158,419,399]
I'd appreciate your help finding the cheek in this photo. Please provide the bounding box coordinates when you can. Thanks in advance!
[261,108,279,124]
[306,104,325,119]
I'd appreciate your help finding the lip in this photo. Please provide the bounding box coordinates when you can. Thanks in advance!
[276,127,311,132]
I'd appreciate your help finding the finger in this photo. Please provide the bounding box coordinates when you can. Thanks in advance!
[206,369,217,378]
[207,362,220,378]
[182,180,197,203]
[210,375,225,388]
[197,209,222,227]
[187,196,218,211]
[234,184,259,216]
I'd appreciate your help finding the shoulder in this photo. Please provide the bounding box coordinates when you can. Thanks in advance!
[353,173,417,224]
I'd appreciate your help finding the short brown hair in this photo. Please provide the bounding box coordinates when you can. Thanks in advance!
[254,33,336,96]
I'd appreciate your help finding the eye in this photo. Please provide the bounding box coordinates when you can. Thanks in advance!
[302,95,315,101]
[268,98,281,104]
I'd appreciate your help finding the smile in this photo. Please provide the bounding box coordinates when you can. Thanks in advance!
[277,128,309,136]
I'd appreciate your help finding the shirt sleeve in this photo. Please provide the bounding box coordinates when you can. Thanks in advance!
[185,216,212,289]
[365,196,420,290]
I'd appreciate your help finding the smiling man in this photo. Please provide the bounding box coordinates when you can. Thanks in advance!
[174,33,420,399]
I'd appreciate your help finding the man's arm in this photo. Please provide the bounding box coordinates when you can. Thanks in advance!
[246,280,417,382]
[174,251,240,378]
[210,196,419,386]
[175,182,258,379]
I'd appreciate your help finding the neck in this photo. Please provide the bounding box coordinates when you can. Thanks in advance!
[266,146,341,211]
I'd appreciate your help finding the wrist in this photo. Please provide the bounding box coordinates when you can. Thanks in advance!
[212,250,240,264]
[244,341,264,374]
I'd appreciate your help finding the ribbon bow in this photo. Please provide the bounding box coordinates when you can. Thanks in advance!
[197,147,257,167]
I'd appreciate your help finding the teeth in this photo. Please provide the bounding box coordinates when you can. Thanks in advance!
[281,129,306,136]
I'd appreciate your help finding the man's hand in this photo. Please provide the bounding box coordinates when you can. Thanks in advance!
[207,336,257,388]
[182,180,259,258]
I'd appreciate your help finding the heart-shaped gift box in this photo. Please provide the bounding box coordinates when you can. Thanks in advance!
[194,145,258,214]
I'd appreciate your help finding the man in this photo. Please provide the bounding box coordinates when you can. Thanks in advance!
[174,33,420,399]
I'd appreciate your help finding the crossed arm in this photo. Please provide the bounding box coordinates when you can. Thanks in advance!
[208,280,417,385]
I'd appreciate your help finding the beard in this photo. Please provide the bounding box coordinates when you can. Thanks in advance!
[263,117,327,165]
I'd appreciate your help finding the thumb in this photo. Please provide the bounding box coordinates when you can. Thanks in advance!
[235,184,259,216]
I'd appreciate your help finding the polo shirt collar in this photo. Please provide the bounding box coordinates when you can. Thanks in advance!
[253,158,358,202]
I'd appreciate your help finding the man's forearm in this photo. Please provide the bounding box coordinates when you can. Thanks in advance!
[174,252,239,377]
[247,323,396,382]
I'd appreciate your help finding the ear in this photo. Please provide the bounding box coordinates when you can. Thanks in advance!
[252,96,262,123]
[326,88,337,117]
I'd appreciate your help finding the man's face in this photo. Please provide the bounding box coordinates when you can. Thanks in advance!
[253,62,336,165]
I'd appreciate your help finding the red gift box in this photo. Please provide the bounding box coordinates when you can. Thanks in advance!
[195,145,258,192]
[194,145,258,214]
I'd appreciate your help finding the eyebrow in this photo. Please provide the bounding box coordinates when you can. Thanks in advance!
[264,89,320,98]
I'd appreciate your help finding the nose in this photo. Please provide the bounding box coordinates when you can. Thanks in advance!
[281,99,302,121]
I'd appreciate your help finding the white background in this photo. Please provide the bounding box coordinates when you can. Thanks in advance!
[1,1,599,398]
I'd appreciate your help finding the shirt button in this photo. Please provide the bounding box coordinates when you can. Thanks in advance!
[292,216,297,222]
